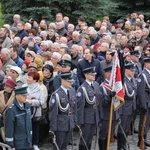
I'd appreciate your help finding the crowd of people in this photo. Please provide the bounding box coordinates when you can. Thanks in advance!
[0,11,150,150]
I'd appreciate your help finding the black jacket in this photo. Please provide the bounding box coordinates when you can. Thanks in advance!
[77,57,105,85]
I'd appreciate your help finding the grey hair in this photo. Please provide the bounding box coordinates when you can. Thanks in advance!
[14,14,20,19]
[1,48,10,57]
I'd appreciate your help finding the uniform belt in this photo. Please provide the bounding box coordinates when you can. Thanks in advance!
[124,97,134,101]
[85,104,97,109]
[58,112,73,116]
[145,90,150,94]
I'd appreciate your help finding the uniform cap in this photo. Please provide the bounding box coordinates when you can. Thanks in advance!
[10,66,22,75]
[3,79,16,89]
[83,66,96,75]
[124,62,135,71]
[14,86,28,95]
[58,59,72,67]
[103,65,112,72]
[61,71,74,82]
[143,57,150,63]
[130,50,140,57]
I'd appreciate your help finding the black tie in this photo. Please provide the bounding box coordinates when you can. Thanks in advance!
[67,90,70,99]
[91,83,94,90]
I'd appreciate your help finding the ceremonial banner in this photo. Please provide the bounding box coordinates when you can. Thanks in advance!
[109,51,124,111]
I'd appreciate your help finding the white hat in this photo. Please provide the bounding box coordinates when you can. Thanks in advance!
[10,66,21,75]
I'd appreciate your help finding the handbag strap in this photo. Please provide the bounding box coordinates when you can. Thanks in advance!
[1,106,8,115]
[32,101,43,118]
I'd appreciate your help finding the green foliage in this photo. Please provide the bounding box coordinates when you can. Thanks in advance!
[1,0,150,26]
[0,0,119,25]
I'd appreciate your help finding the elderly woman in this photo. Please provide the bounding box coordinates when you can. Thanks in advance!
[26,71,44,150]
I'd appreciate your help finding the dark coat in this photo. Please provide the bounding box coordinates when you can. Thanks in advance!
[137,68,150,109]
[5,99,32,149]
[15,29,28,41]
[119,77,136,115]
[99,80,119,120]
[77,81,100,125]
[49,86,77,132]
[77,57,105,85]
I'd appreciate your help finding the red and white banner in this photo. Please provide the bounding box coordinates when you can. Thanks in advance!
[109,51,124,111]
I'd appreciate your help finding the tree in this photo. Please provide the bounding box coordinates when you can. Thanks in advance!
[1,0,119,25]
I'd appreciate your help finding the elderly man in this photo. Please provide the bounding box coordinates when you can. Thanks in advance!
[56,22,67,36]
[1,48,17,73]
[70,44,82,67]
[0,27,11,48]
[12,14,20,27]
[95,20,101,31]
[67,31,85,51]
[51,42,60,53]
[89,29,101,46]
[51,52,62,74]
[135,29,148,51]
[40,31,48,41]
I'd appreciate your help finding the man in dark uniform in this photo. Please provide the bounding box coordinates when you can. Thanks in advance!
[137,57,150,148]
[99,65,118,150]
[53,59,79,91]
[77,66,101,150]
[130,50,142,78]
[49,71,77,150]
[117,62,137,150]
[5,86,32,150]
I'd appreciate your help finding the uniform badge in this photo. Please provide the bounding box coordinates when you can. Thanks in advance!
[77,92,82,97]
[138,78,141,83]
[51,99,55,104]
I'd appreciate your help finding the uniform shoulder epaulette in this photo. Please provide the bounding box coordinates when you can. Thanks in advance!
[9,103,14,109]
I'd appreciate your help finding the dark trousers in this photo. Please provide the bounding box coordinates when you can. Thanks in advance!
[118,115,133,134]
[53,129,73,150]
[99,119,116,140]
[32,122,40,146]
[79,124,96,145]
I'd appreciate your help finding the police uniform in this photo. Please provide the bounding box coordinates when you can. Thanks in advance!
[117,62,137,150]
[137,57,150,148]
[77,67,100,150]
[130,50,142,78]
[99,66,119,150]
[49,72,77,150]
[5,86,32,150]
[53,59,79,91]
